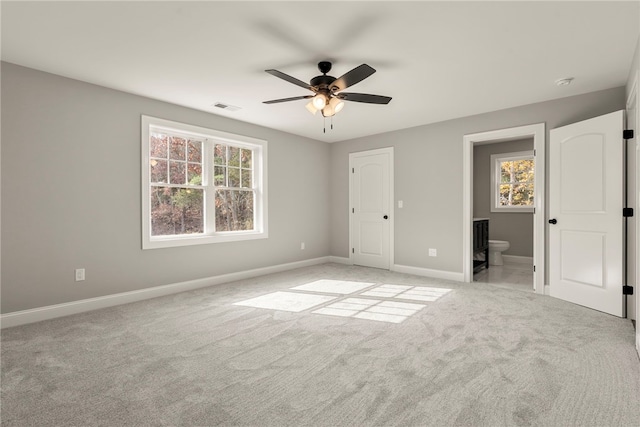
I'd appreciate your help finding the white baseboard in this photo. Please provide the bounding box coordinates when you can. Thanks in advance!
[392,264,464,282]
[502,255,534,265]
[327,256,351,265]
[0,256,332,329]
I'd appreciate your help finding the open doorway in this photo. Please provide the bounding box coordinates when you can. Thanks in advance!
[462,124,546,295]
[472,139,535,292]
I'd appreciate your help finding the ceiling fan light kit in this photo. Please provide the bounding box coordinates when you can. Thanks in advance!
[312,93,327,109]
[264,61,391,131]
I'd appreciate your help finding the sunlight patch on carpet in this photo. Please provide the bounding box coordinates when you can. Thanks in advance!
[232,282,452,324]
[361,285,452,302]
[233,292,336,312]
[290,279,375,294]
[313,299,426,324]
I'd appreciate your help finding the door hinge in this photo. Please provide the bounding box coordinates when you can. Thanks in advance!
[534,149,536,156]
[533,265,536,272]
[352,208,354,213]
[623,129,634,140]
[352,168,354,173]
[352,248,355,254]
[623,285,634,295]
[623,207,634,217]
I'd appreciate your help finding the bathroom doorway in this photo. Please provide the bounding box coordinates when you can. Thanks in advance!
[462,124,546,294]
[472,139,535,292]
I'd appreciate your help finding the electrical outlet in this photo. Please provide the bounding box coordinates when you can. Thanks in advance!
[398,200,403,208]
[301,242,305,250]
[428,248,437,257]
[75,268,85,281]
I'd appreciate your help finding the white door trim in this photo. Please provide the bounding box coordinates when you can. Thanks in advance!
[463,123,546,295]
[349,147,394,269]
[626,71,639,353]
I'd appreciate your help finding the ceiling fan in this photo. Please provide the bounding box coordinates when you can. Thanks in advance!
[263,61,392,117]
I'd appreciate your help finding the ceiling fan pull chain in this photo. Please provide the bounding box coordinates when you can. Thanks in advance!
[331,116,334,130]
[323,116,326,133]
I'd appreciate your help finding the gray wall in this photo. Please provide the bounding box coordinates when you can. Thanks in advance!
[1,62,331,313]
[1,62,631,314]
[329,87,626,274]
[473,139,534,257]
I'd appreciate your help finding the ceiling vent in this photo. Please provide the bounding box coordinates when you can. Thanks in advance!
[212,102,241,112]
[555,77,574,87]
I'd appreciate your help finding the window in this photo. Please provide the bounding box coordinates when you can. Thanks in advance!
[490,151,534,212]
[142,116,267,249]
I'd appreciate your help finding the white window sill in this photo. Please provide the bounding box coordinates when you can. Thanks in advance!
[490,207,534,213]
[143,231,268,250]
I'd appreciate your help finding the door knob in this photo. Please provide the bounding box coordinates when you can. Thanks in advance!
[549,218,557,224]
[383,215,389,220]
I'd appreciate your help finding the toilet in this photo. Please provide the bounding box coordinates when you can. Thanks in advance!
[488,240,510,266]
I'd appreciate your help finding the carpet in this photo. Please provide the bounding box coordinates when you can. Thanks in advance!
[1,263,638,426]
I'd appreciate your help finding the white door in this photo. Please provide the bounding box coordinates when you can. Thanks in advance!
[549,110,624,317]
[350,148,392,269]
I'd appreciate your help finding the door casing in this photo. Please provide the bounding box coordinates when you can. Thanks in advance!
[349,147,394,269]
[626,72,640,353]
[462,123,546,294]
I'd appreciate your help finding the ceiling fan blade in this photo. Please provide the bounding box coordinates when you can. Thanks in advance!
[263,95,313,104]
[338,92,392,104]
[331,64,376,91]
[265,69,314,91]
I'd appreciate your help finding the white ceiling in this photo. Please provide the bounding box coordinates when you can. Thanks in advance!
[2,1,639,143]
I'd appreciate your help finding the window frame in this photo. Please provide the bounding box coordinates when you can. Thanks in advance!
[142,115,268,249]
[490,150,534,213]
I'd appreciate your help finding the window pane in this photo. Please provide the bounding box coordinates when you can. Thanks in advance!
[228,167,240,188]
[214,166,226,186]
[188,140,202,163]
[170,137,186,161]
[514,159,534,182]
[215,190,254,231]
[512,183,534,206]
[151,187,204,236]
[500,161,514,183]
[229,146,240,167]
[150,133,168,158]
[169,161,186,184]
[214,144,226,165]
[187,163,202,185]
[150,159,167,183]
[499,184,513,206]
[241,169,252,188]
[241,149,252,168]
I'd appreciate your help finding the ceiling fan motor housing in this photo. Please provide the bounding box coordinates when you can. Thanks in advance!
[310,74,337,91]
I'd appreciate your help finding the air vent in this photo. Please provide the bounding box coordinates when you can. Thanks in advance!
[212,102,241,112]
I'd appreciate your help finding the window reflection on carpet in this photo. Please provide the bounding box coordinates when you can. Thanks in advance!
[233,281,452,324]
[313,298,426,324]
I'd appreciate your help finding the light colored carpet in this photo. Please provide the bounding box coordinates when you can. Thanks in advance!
[1,263,639,426]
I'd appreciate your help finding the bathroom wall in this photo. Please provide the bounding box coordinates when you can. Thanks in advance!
[473,139,534,258]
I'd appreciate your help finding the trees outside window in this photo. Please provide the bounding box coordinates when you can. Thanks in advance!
[491,151,534,212]
[142,116,267,249]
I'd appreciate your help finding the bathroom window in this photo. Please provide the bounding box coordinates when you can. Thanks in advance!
[490,151,534,212]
